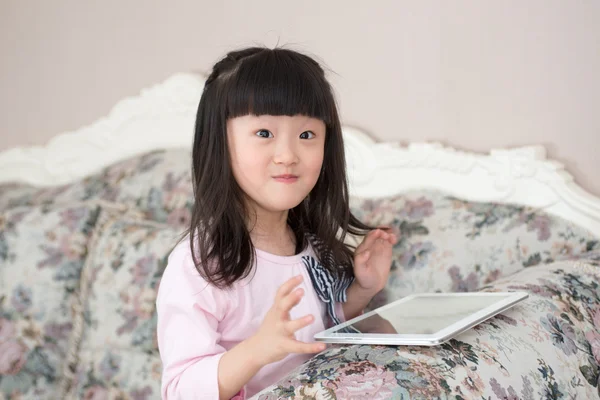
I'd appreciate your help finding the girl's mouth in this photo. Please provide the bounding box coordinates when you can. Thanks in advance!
[273,175,299,183]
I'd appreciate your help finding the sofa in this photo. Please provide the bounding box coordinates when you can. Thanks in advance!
[1,148,599,399]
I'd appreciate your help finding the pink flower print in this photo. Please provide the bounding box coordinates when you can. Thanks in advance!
[167,207,191,228]
[83,385,109,400]
[0,318,16,343]
[462,369,485,396]
[585,329,600,364]
[403,197,434,220]
[526,214,551,241]
[59,232,86,261]
[550,242,574,260]
[130,256,155,286]
[132,288,157,320]
[331,361,398,400]
[449,266,479,292]
[59,207,87,231]
[44,322,72,341]
[0,340,28,375]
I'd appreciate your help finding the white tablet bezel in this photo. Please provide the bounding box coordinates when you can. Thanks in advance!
[314,292,529,346]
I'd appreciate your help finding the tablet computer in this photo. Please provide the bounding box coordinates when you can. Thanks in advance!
[314,292,528,346]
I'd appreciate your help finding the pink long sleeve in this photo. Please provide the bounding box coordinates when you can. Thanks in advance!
[156,246,234,399]
[157,240,337,398]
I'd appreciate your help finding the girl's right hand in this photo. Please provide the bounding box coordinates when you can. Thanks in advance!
[249,275,326,367]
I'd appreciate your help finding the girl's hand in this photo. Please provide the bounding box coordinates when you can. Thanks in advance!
[353,229,397,295]
[249,275,326,367]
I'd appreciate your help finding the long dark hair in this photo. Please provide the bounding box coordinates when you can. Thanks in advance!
[189,47,370,288]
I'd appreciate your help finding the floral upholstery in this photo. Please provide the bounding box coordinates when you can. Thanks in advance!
[255,261,600,399]
[1,149,598,400]
[64,212,178,399]
[0,203,100,398]
[0,150,193,229]
[349,194,599,311]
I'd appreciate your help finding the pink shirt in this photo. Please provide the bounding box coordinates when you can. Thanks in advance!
[156,239,344,399]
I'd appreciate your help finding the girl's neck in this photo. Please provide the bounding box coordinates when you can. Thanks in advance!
[247,209,297,257]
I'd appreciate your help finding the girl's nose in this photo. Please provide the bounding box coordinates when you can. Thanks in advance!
[273,139,299,165]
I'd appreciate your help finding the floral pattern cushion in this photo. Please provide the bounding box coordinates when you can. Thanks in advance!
[0,203,100,399]
[349,193,599,310]
[0,150,193,230]
[255,260,600,399]
[1,149,597,265]
[2,150,599,400]
[64,212,179,399]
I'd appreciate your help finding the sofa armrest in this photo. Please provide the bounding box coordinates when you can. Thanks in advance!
[253,260,600,399]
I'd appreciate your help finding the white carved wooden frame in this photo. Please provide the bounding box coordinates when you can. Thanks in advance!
[1,73,599,238]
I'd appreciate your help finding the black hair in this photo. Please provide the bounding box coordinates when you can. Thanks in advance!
[189,47,370,288]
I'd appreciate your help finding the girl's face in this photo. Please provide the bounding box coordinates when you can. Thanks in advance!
[227,114,326,216]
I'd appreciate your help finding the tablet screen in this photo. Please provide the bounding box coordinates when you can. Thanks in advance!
[340,294,508,335]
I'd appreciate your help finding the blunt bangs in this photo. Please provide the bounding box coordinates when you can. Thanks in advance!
[223,49,334,124]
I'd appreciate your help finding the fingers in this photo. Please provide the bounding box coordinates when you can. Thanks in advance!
[357,229,397,255]
[375,228,396,244]
[285,339,327,354]
[355,230,384,259]
[356,249,370,264]
[275,275,303,302]
[386,231,398,244]
[285,314,315,333]
[355,229,380,255]
[277,287,304,315]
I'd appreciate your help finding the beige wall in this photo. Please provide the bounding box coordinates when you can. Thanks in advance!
[1,0,599,195]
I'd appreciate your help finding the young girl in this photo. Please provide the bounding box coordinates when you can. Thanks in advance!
[156,47,397,399]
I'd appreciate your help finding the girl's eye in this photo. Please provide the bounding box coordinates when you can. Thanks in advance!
[300,131,315,139]
[256,129,273,138]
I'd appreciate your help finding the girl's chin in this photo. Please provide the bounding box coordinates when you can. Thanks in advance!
[274,203,304,212]
[262,199,306,213]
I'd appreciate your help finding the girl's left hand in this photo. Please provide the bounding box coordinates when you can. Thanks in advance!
[353,229,397,294]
